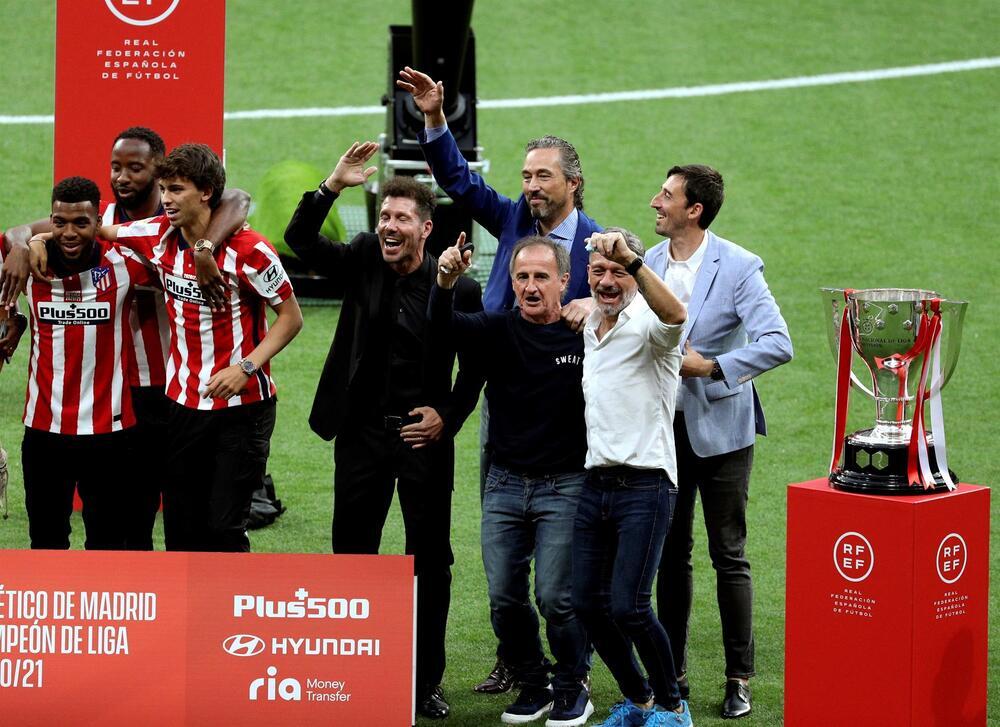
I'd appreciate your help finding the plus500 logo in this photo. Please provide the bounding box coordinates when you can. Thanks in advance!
[233,589,369,619]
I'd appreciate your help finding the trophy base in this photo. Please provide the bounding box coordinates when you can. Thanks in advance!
[830,430,956,495]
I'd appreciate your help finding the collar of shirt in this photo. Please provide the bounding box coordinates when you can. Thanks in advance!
[584,290,649,345]
[536,207,579,249]
[391,252,434,289]
[666,230,708,271]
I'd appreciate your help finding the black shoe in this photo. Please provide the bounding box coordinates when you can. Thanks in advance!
[677,674,690,701]
[721,679,751,719]
[473,658,517,694]
[417,685,450,719]
[501,684,554,724]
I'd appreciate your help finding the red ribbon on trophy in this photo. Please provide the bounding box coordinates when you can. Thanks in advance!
[829,289,855,475]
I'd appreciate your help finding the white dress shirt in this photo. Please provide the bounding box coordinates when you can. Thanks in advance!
[661,235,707,306]
[659,235,706,410]
[582,294,684,482]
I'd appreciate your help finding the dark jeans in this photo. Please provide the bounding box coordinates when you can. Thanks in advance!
[656,413,756,679]
[21,427,134,550]
[127,386,169,550]
[481,465,589,691]
[162,398,276,553]
[572,466,681,708]
[332,416,454,692]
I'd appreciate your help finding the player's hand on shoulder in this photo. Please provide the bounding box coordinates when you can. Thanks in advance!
[561,296,595,333]
[28,234,52,280]
[0,246,31,308]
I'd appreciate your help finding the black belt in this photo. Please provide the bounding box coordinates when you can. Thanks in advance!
[588,465,667,489]
[382,414,419,432]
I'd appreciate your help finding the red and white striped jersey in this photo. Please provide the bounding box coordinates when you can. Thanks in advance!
[100,200,169,388]
[115,217,294,411]
[23,239,157,435]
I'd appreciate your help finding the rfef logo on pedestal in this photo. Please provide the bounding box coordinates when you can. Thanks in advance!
[833,531,874,582]
[936,533,967,584]
[105,0,181,27]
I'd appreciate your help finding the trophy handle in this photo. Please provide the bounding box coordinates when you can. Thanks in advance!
[820,288,876,397]
[849,371,876,398]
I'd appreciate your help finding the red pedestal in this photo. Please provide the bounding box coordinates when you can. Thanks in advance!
[784,479,989,727]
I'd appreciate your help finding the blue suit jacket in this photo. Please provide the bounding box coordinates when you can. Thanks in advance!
[646,231,792,457]
[419,128,602,312]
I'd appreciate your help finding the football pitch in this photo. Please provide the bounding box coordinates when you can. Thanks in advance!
[1,1,998,724]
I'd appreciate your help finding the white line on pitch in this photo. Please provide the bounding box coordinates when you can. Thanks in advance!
[1,56,997,125]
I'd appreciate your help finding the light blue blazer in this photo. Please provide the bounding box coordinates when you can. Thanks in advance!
[645,231,793,458]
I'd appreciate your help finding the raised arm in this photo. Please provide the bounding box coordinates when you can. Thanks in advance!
[590,230,687,326]
[283,141,379,283]
[398,67,515,238]
[429,233,492,340]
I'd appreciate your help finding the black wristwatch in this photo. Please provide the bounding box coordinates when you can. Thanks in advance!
[625,257,644,276]
[709,359,725,381]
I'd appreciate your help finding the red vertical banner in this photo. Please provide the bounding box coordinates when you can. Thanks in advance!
[54,0,226,196]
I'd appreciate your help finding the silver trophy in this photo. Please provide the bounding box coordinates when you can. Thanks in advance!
[821,288,967,494]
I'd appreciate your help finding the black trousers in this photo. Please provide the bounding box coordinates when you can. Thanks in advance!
[127,386,170,550]
[163,399,276,552]
[21,427,135,550]
[656,413,756,679]
[332,417,454,692]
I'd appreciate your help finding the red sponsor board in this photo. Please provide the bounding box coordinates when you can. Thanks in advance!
[0,551,415,726]
[785,479,989,727]
[54,0,225,197]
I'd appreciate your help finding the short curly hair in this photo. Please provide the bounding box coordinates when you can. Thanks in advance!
[52,176,101,211]
[113,126,166,157]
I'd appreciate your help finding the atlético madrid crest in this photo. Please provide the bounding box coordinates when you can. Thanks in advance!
[92,266,112,292]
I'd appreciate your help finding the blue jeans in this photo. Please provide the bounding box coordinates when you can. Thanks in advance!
[572,466,681,708]
[481,464,589,690]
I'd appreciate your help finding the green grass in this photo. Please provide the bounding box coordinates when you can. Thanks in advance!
[1,1,998,724]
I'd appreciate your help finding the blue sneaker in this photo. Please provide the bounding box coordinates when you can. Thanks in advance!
[545,683,594,727]
[501,684,554,724]
[598,699,645,727]
[644,700,694,727]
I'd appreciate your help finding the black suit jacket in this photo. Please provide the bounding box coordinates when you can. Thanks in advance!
[284,188,484,441]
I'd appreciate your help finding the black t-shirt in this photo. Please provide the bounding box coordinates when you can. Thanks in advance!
[432,286,585,474]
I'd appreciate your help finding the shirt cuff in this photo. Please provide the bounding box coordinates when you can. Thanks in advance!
[421,124,449,144]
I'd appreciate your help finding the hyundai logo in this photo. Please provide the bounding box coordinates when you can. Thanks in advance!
[223,634,266,657]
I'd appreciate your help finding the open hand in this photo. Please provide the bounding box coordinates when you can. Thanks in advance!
[397,66,446,125]
[325,141,379,194]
